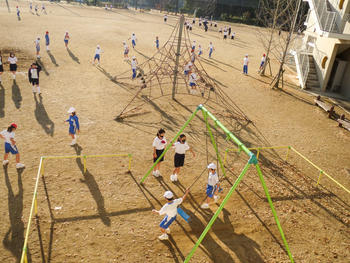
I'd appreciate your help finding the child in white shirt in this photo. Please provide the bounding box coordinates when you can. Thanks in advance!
[170,134,195,182]
[93,45,102,65]
[152,189,190,240]
[152,128,167,177]
[123,41,129,60]
[201,163,220,209]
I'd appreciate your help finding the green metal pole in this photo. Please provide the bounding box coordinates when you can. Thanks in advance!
[140,105,202,183]
[184,162,251,263]
[255,164,294,263]
[203,110,227,177]
[200,105,252,157]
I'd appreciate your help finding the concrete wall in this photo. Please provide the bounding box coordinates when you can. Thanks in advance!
[340,63,350,98]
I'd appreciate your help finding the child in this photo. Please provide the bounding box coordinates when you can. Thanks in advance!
[218,27,222,34]
[214,22,217,28]
[131,56,138,79]
[35,37,41,58]
[243,54,249,75]
[28,63,42,94]
[16,6,21,20]
[0,123,25,169]
[164,14,168,23]
[155,36,159,50]
[45,31,50,51]
[223,27,228,40]
[190,52,196,63]
[184,62,192,75]
[192,18,195,24]
[123,41,129,60]
[259,54,266,73]
[198,45,203,57]
[35,4,38,15]
[65,107,80,146]
[152,128,166,177]
[93,45,102,65]
[170,134,195,182]
[191,41,196,53]
[189,71,197,95]
[201,163,220,209]
[231,32,235,40]
[41,3,46,14]
[64,32,70,48]
[189,24,193,31]
[152,189,190,240]
[130,33,137,49]
[8,53,17,80]
[228,26,232,36]
[208,42,214,58]
[30,2,33,12]
[0,52,3,84]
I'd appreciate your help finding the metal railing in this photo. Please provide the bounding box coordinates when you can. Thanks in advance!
[313,0,339,33]
[297,50,310,89]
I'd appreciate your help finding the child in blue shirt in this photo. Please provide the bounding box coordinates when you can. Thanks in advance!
[65,107,80,146]
[45,31,50,51]
[155,36,159,50]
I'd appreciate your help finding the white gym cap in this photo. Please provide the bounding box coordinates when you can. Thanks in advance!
[67,107,76,113]
[207,163,217,169]
[164,191,174,199]
[132,56,136,59]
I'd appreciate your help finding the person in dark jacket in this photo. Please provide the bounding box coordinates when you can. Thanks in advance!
[28,63,42,94]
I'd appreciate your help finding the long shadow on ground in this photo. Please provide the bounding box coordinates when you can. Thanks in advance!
[47,51,59,67]
[0,84,4,117]
[67,48,80,64]
[34,94,55,136]
[12,80,22,109]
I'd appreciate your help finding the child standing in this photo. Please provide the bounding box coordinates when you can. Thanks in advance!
[152,128,166,177]
[130,33,137,49]
[123,41,129,60]
[184,62,192,75]
[155,36,159,50]
[231,32,235,40]
[8,53,18,80]
[28,63,42,94]
[0,52,3,84]
[35,37,41,58]
[45,31,50,51]
[41,3,46,14]
[65,107,80,146]
[259,54,266,73]
[170,134,195,182]
[201,163,220,209]
[30,2,33,12]
[16,6,21,20]
[152,189,190,240]
[0,123,25,169]
[164,14,168,23]
[191,41,196,53]
[93,45,102,65]
[243,54,249,75]
[131,56,138,79]
[64,32,70,48]
[35,4,38,15]
[189,71,197,95]
[223,27,228,40]
[208,42,214,58]
[198,45,203,57]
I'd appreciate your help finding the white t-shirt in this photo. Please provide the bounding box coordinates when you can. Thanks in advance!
[189,73,197,83]
[35,39,40,47]
[0,56,2,65]
[153,136,167,150]
[95,48,101,55]
[30,68,38,79]
[174,141,189,154]
[261,56,266,63]
[159,198,183,218]
[209,44,213,50]
[0,130,15,144]
[208,171,219,186]
[8,57,17,64]
[198,46,202,52]
[123,43,128,51]
[243,57,249,66]
[184,63,192,71]
[223,30,228,36]
[192,42,196,48]
[131,59,137,69]
[131,35,136,41]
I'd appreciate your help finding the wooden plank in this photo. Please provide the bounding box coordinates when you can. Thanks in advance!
[314,96,335,118]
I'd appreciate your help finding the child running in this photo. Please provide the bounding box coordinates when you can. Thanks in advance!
[123,41,129,60]
[0,123,25,169]
[201,163,220,209]
[243,54,249,75]
[0,52,3,84]
[65,107,80,146]
[130,33,137,49]
[64,32,70,48]
[93,45,102,65]
[152,128,166,177]
[35,37,41,58]
[208,42,214,58]
[8,53,18,80]
[45,31,50,51]
[155,36,159,50]
[28,63,42,94]
[152,189,190,240]
[131,56,138,79]
[170,134,195,182]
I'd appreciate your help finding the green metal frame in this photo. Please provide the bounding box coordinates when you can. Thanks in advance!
[141,104,294,263]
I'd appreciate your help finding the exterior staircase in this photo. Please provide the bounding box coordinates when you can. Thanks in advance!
[306,55,320,89]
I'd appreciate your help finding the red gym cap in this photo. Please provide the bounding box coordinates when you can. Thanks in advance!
[11,123,17,128]
[46,31,49,34]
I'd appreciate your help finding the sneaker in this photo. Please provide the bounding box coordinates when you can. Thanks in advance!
[16,163,25,169]
[201,203,209,209]
[158,233,169,240]
[170,174,175,182]
[156,170,161,176]
[214,195,220,203]
[173,174,178,181]
[166,228,171,234]
[3,160,9,166]
[70,140,76,146]
[153,171,159,177]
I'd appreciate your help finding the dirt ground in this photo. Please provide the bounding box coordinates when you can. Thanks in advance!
[0,1,349,263]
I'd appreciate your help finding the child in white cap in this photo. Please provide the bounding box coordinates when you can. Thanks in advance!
[170,134,195,182]
[152,128,166,177]
[93,45,102,65]
[65,107,80,146]
[1,123,25,169]
[152,189,190,240]
[201,162,220,209]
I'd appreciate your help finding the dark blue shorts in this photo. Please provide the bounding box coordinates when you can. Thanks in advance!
[132,40,136,46]
[206,184,217,198]
[69,127,76,135]
[94,54,100,60]
[160,215,176,229]
[64,39,68,44]
[190,82,196,87]
[184,70,189,75]
[5,142,18,154]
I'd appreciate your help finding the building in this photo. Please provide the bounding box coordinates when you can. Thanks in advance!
[294,0,350,100]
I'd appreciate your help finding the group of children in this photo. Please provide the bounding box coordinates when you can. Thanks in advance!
[151,128,221,240]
